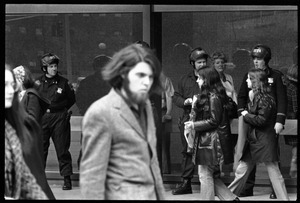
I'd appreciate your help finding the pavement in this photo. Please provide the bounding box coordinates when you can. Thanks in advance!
[50,183,297,200]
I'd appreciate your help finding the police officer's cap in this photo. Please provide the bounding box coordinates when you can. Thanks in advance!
[189,47,209,65]
[40,53,60,69]
[251,44,271,63]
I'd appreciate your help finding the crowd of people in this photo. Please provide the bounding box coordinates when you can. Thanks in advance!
[5,42,297,200]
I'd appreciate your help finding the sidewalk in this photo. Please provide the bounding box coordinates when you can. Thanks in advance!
[50,184,297,200]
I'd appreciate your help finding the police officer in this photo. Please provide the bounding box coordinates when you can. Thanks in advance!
[236,44,287,198]
[172,47,209,195]
[35,53,76,190]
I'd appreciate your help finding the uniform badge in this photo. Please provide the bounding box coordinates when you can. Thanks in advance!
[35,80,41,86]
[57,87,63,94]
[268,77,274,84]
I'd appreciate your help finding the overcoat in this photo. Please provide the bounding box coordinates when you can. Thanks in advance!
[241,92,279,163]
[80,88,165,200]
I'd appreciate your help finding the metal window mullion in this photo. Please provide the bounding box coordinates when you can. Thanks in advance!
[153,5,297,12]
[5,4,146,14]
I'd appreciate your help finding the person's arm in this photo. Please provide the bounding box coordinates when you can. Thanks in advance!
[237,73,249,116]
[165,77,175,116]
[243,97,273,127]
[65,80,76,110]
[192,95,222,132]
[23,92,41,121]
[75,79,89,115]
[226,74,238,104]
[172,76,186,109]
[80,105,111,200]
[275,72,287,125]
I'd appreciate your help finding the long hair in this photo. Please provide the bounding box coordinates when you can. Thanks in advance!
[248,68,271,95]
[196,66,228,105]
[102,44,163,95]
[20,65,37,90]
[5,63,26,139]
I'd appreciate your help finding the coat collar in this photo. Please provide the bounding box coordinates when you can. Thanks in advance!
[108,88,154,140]
[40,74,61,83]
[187,69,198,81]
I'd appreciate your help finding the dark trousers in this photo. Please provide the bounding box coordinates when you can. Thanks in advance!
[179,116,195,180]
[42,111,73,176]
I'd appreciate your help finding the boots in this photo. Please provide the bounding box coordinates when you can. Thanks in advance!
[62,175,72,190]
[172,179,192,195]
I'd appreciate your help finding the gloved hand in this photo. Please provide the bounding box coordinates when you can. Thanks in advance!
[241,110,248,116]
[274,122,284,134]
[184,98,193,106]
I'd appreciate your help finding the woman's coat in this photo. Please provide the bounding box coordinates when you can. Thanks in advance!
[192,93,235,166]
[241,93,279,163]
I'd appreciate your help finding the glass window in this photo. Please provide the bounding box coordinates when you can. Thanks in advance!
[160,8,297,172]
[162,10,297,93]
[6,12,143,116]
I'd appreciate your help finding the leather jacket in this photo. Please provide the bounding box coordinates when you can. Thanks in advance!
[192,92,234,165]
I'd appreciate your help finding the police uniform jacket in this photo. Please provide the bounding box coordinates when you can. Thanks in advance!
[173,69,200,122]
[241,92,279,163]
[35,74,75,113]
[237,67,287,125]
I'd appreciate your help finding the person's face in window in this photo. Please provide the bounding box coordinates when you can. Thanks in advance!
[253,57,266,70]
[46,63,58,78]
[194,58,207,71]
[5,69,16,108]
[122,61,154,105]
[213,58,225,73]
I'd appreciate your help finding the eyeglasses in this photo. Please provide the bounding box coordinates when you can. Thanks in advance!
[5,81,18,92]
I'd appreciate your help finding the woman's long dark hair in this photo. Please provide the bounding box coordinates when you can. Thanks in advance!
[196,66,229,108]
[5,64,26,139]
[248,68,274,103]
[22,65,37,90]
[248,68,271,95]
